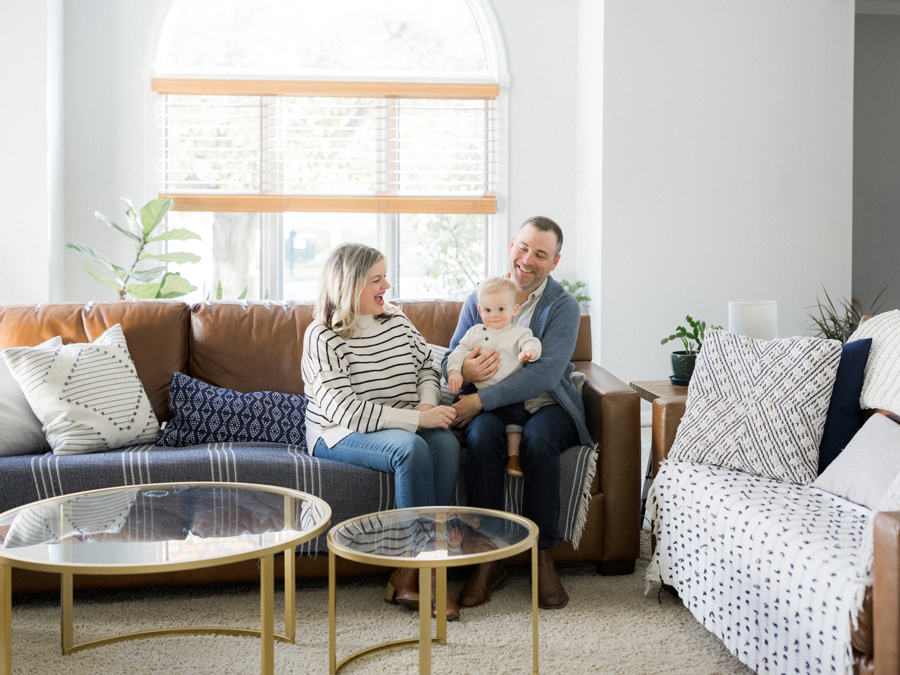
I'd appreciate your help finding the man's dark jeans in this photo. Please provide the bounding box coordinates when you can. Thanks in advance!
[464,403,579,549]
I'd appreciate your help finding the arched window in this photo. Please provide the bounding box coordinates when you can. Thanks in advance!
[152,0,505,301]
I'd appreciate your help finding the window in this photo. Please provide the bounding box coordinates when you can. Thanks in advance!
[153,0,504,302]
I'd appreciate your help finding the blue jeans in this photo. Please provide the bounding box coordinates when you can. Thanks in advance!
[314,428,461,509]
[465,404,578,548]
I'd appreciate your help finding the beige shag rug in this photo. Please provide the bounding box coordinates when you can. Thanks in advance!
[8,529,753,675]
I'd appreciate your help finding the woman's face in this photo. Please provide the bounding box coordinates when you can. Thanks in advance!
[358,259,391,316]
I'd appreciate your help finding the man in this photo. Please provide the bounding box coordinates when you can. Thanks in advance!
[442,216,591,609]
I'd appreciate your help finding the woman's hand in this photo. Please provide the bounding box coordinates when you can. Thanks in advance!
[417,405,456,429]
[415,403,435,412]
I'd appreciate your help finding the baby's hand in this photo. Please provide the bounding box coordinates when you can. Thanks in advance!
[448,370,463,394]
[518,349,538,362]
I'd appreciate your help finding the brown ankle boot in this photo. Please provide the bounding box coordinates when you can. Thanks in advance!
[429,570,460,621]
[457,561,507,608]
[536,548,568,609]
[384,568,419,609]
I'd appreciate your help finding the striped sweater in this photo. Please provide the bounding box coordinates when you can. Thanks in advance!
[301,312,441,452]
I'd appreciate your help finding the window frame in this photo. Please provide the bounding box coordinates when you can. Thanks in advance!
[146,1,510,300]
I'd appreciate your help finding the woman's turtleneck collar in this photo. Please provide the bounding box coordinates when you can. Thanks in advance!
[350,314,380,337]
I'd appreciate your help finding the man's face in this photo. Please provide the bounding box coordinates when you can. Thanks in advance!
[507,224,561,293]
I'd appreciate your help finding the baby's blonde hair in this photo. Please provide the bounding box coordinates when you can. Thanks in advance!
[315,243,397,338]
[477,276,518,305]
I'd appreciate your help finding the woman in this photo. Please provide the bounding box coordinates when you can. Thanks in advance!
[301,243,461,619]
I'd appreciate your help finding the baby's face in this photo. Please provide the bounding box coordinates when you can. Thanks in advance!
[478,291,518,329]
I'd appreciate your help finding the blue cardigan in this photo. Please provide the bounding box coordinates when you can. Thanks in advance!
[442,276,591,445]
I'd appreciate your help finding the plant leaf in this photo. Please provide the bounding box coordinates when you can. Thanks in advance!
[237,285,248,300]
[215,281,224,300]
[157,272,197,299]
[139,198,174,236]
[146,228,202,243]
[126,282,163,299]
[128,265,167,282]
[94,212,142,244]
[65,243,125,274]
[143,252,201,264]
[83,263,121,290]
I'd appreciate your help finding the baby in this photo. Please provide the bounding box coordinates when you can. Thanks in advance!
[447,276,541,478]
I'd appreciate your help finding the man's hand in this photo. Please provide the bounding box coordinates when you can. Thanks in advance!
[452,392,483,428]
[460,345,500,383]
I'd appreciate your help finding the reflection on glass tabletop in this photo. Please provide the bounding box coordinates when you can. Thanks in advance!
[330,507,534,561]
[0,483,329,568]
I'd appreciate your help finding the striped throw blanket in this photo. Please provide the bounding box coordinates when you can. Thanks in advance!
[0,441,597,553]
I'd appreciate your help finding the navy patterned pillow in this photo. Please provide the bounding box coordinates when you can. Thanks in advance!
[157,372,308,449]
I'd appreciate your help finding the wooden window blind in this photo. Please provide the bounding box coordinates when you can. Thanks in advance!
[152,79,499,214]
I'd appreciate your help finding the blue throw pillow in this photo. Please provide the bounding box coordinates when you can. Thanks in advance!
[157,372,308,449]
[818,338,873,474]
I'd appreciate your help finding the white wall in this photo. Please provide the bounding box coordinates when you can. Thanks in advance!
[489,0,580,283]
[0,0,52,304]
[853,13,900,314]
[61,0,162,301]
[582,0,856,383]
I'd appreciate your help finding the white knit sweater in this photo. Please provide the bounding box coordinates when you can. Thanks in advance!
[446,323,542,390]
[301,312,441,452]
[848,309,900,413]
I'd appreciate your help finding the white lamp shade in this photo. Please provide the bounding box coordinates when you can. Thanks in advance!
[728,300,777,340]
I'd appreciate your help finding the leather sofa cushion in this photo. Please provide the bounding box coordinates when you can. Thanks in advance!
[190,302,313,395]
[0,302,190,423]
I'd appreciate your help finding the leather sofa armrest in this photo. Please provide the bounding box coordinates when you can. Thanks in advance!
[574,362,641,563]
[875,511,900,675]
[651,395,687,479]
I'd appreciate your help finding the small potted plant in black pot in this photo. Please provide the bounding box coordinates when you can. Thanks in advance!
[661,315,722,385]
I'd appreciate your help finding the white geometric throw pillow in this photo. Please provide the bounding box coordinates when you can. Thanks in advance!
[669,330,842,485]
[0,336,61,457]
[2,324,160,455]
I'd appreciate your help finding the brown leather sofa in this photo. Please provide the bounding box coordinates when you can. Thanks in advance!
[650,398,899,675]
[0,299,641,594]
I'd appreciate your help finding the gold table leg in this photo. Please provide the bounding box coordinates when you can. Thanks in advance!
[283,548,296,642]
[61,572,73,654]
[0,564,10,675]
[328,550,336,674]
[532,544,539,673]
[418,566,431,675]
[435,567,447,644]
[260,554,275,675]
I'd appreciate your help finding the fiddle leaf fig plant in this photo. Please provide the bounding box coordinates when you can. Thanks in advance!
[661,315,723,355]
[66,197,201,300]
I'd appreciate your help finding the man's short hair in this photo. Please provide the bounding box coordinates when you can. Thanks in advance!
[518,216,563,257]
[477,276,518,304]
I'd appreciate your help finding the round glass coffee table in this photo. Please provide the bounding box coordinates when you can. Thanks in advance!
[0,482,330,675]
[327,506,539,675]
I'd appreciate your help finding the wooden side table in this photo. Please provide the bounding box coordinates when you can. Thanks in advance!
[630,380,689,519]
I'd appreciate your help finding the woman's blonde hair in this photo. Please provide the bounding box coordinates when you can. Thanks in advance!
[315,243,398,338]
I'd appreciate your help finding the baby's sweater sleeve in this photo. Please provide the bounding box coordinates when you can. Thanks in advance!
[446,326,477,373]
[517,329,542,360]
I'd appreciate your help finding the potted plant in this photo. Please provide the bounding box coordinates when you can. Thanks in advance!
[66,197,201,299]
[661,315,722,384]
[559,279,591,313]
